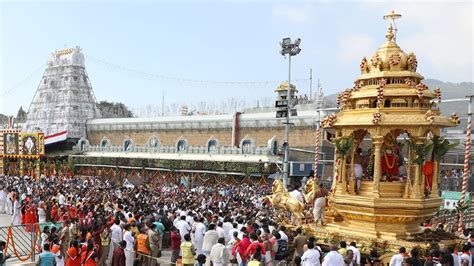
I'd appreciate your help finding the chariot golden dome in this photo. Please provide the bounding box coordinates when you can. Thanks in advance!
[359,24,422,80]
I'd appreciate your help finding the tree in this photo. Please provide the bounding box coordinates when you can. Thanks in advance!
[97,101,134,118]
[16,106,27,123]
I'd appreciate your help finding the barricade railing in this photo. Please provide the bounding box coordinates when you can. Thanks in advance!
[0,223,38,262]
[0,222,63,263]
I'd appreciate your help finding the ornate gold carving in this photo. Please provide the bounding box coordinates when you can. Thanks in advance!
[404,77,416,88]
[266,179,304,220]
[450,113,461,125]
[376,78,386,107]
[304,178,317,203]
[360,57,369,74]
[425,110,436,125]
[434,87,442,101]
[416,83,428,99]
[372,112,382,125]
[343,213,420,223]
[321,113,337,128]
[407,53,418,71]
[389,53,401,67]
[370,54,382,70]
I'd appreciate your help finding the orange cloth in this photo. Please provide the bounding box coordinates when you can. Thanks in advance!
[423,161,434,190]
[136,233,150,255]
[51,244,61,254]
[81,250,97,266]
[25,205,36,232]
[66,247,81,266]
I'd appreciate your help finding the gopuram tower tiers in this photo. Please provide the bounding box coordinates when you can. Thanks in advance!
[23,46,101,140]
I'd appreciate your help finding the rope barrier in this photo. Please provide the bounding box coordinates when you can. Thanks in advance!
[3,225,10,256]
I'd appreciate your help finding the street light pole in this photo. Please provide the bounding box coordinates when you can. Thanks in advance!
[279,37,301,189]
[283,51,292,189]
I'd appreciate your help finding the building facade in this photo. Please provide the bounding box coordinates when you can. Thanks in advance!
[72,99,336,183]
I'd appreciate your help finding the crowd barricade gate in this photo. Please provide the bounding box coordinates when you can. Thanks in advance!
[0,222,62,263]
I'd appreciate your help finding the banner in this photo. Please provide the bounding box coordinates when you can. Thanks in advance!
[45,131,67,145]
[441,191,471,210]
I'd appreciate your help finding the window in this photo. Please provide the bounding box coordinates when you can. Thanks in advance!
[101,140,108,149]
[148,136,160,148]
[271,140,278,155]
[242,140,252,154]
[177,139,187,152]
[73,76,78,81]
[65,76,69,81]
[208,139,218,153]
[123,139,133,152]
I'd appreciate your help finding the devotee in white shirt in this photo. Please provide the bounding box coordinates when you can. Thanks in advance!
[289,186,304,203]
[460,245,472,266]
[322,245,344,266]
[278,226,289,242]
[389,247,407,266]
[347,242,361,265]
[176,216,192,240]
[58,193,66,206]
[301,242,321,266]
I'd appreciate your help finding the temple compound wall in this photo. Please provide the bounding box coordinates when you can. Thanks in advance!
[84,108,335,162]
[73,106,336,182]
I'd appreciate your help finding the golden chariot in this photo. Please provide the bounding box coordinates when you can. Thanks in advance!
[267,11,463,256]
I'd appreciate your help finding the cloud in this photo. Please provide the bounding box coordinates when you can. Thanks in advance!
[271,3,313,23]
[338,34,376,64]
[398,3,473,82]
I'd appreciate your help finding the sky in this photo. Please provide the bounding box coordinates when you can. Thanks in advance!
[1,0,472,116]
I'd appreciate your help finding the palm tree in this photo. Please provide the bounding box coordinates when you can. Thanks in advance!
[334,137,353,191]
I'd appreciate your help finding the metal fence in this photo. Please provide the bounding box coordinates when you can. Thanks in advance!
[0,224,37,263]
[440,177,464,192]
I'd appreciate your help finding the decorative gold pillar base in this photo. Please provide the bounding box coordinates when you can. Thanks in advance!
[328,184,441,240]
[35,159,41,180]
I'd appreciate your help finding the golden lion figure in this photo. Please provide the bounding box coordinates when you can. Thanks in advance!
[266,179,305,220]
[304,178,317,203]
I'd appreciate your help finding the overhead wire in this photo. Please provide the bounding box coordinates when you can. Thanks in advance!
[1,65,45,97]
[84,53,310,87]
